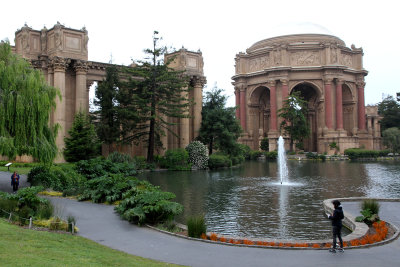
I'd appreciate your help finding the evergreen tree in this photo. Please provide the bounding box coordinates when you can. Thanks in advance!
[198,87,242,154]
[0,41,59,163]
[119,31,190,162]
[378,95,400,132]
[63,112,100,162]
[93,66,121,151]
[278,91,310,151]
[382,127,400,153]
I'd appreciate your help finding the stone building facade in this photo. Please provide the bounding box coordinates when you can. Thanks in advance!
[12,23,206,162]
[232,34,381,153]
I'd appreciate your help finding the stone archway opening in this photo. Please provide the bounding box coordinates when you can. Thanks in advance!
[290,83,320,152]
[249,86,270,149]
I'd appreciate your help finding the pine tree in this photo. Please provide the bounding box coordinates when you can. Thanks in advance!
[198,87,242,155]
[0,41,59,163]
[63,111,100,162]
[278,91,310,151]
[119,31,190,162]
[93,66,121,151]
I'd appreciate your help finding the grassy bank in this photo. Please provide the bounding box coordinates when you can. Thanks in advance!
[0,219,180,267]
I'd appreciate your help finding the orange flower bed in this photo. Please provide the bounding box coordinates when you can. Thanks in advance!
[324,243,331,248]
[219,236,227,243]
[210,233,218,241]
[200,233,207,240]
[312,243,321,248]
[243,239,254,245]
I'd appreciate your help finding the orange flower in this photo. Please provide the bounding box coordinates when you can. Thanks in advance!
[200,233,207,240]
[312,243,321,248]
[243,239,254,245]
[269,242,276,247]
[324,243,331,248]
[219,236,227,242]
[210,233,218,241]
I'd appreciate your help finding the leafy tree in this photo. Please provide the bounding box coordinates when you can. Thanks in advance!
[198,87,242,154]
[93,66,121,151]
[0,41,59,163]
[278,91,310,151]
[378,96,400,132]
[63,112,100,162]
[119,31,190,163]
[382,127,400,153]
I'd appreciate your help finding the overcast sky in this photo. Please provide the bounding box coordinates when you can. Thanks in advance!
[1,0,399,107]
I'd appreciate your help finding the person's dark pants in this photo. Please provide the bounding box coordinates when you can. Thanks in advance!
[12,182,19,192]
[332,226,343,248]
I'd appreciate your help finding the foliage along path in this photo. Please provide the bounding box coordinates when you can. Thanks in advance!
[0,171,400,266]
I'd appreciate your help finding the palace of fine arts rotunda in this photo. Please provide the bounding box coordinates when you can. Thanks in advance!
[232,31,381,154]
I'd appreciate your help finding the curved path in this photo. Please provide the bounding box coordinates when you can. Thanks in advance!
[1,172,400,266]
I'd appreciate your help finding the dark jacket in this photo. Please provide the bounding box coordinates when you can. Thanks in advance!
[11,173,20,185]
[329,206,344,227]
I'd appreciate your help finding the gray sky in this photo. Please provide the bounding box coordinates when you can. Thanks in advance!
[1,0,399,107]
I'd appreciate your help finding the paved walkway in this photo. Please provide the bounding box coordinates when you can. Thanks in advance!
[1,171,400,266]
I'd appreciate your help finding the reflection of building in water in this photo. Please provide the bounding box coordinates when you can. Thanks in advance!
[233,34,382,154]
[10,23,206,162]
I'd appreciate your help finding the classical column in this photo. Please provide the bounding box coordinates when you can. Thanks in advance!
[193,76,206,139]
[357,80,366,131]
[281,79,289,101]
[324,78,333,130]
[180,87,190,147]
[239,86,247,131]
[335,79,343,130]
[74,60,88,113]
[268,80,277,131]
[51,57,68,161]
[235,87,240,120]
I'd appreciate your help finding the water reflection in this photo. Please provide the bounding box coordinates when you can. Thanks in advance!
[140,160,400,239]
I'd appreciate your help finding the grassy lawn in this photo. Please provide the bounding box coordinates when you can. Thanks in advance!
[0,162,75,175]
[0,219,182,267]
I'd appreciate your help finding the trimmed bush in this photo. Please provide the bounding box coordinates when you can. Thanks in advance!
[160,148,191,170]
[75,157,137,179]
[208,154,231,169]
[187,214,207,238]
[249,150,263,160]
[260,137,269,151]
[344,148,390,159]
[186,141,209,169]
[264,151,278,160]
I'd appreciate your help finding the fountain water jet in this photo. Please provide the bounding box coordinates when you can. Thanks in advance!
[277,136,288,184]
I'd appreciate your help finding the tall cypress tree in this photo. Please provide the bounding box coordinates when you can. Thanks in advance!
[120,31,190,162]
[0,41,59,163]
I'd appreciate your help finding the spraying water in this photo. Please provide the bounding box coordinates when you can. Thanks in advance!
[277,136,288,184]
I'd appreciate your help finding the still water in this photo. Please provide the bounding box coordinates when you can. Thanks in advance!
[140,160,400,240]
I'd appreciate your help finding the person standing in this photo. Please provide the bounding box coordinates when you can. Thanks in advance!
[327,199,344,253]
[11,171,20,193]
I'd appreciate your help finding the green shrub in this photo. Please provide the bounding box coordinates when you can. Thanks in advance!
[107,152,133,163]
[67,216,76,232]
[75,157,137,179]
[231,155,245,166]
[237,144,251,159]
[134,156,147,169]
[115,185,183,225]
[306,152,318,159]
[208,154,232,169]
[288,151,296,155]
[260,137,269,151]
[36,202,54,220]
[264,151,277,160]
[187,214,207,238]
[249,150,263,160]
[160,148,191,170]
[78,174,141,203]
[27,165,51,185]
[186,141,209,169]
[344,148,390,159]
[361,199,380,215]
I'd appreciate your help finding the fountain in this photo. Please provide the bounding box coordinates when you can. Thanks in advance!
[277,136,288,184]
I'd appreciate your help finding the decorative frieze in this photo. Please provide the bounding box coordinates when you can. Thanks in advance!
[290,51,320,66]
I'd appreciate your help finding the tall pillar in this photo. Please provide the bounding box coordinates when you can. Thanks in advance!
[335,79,343,130]
[239,86,246,131]
[180,87,190,148]
[51,57,68,162]
[357,80,366,131]
[74,60,88,113]
[281,79,289,101]
[268,80,277,131]
[324,78,333,130]
[193,76,206,139]
[235,87,240,119]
